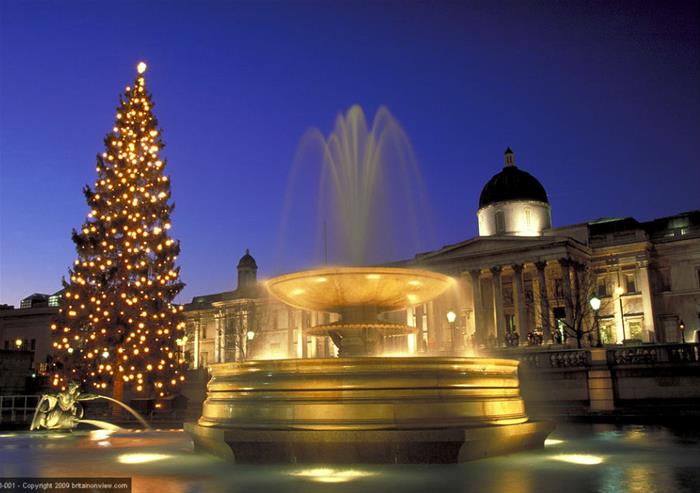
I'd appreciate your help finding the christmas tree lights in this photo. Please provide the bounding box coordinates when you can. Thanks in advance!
[51,62,186,398]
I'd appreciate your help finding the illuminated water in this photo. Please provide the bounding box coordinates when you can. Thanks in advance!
[279,105,433,267]
[1,423,699,493]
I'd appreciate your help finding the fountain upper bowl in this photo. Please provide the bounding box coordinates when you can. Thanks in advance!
[265,266,455,313]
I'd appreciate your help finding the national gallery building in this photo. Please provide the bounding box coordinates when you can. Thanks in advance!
[183,150,700,367]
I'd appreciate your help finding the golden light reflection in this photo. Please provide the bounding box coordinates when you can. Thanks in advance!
[289,468,376,483]
[551,454,604,465]
[117,453,171,464]
[544,438,564,447]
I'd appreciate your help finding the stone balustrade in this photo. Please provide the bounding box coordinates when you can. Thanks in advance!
[484,343,700,417]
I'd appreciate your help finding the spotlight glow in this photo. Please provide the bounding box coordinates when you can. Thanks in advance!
[89,429,115,441]
[290,468,376,483]
[551,454,604,465]
[117,453,171,464]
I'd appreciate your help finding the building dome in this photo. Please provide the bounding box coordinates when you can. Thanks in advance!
[479,150,549,208]
[237,249,257,269]
[237,249,258,292]
[476,149,551,237]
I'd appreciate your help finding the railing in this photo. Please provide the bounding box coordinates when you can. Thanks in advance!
[487,343,700,370]
[488,348,591,369]
[0,395,40,424]
[608,343,700,366]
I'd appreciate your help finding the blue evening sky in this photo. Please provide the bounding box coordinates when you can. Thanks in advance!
[1,0,698,305]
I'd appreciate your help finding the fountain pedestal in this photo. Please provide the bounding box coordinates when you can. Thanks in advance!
[187,266,553,462]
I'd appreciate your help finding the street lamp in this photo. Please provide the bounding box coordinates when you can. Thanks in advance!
[246,330,255,341]
[589,296,603,347]
[15,338,22,349]
[679,320,686,344]
[446,311,458,350]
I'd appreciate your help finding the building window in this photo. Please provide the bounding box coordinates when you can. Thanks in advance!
[31,339,36,350]
[495,210,505,234]
[48,295,61,307]
[3,340,8,350]
[599,320,615,344]
[657,269,671,292]
[696,267,700,289]
[524,208,531,227]
[625,273,637,294]
[627,320,643,340]
[597,276,610,297]
[554,278,564,299]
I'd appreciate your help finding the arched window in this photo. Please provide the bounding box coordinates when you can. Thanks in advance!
[524,208,532,227]
[495,210,505,234]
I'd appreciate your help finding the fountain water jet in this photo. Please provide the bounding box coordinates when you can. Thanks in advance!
[187,105,553,462]
[278,105,434,268]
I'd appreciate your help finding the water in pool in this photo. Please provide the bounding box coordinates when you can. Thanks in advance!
[1,422,699,493]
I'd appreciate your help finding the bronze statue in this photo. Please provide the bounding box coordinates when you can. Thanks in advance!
[30,381,99,431]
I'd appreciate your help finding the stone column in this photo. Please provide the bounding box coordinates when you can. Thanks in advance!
[559,258,575,333]
[639,263,655,341]
[214,314,222,363]
[300,311,309,358]
[491,266,505,346]
[512,264,526,344]
[469,269,485,346]
[535,261,551,342]
[287,310,295,358]
[193,320,200,369]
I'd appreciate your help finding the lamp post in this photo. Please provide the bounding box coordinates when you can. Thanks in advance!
[446,310,458,350]
[679,320,686,344]
[15,338,22,349]
[590,296,602,347]
[615,285,625,341]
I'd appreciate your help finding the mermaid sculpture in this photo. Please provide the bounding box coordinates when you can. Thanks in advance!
[30,381,99,431]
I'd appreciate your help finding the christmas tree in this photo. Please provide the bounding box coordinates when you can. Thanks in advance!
[51,62,186,399]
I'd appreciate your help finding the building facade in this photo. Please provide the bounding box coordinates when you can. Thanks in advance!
[184,150,700,367]
[0,292,62,374]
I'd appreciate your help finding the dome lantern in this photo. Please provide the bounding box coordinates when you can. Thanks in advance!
[477,149,552,236]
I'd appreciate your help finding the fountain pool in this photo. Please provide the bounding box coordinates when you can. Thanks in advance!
[1,423,699,493]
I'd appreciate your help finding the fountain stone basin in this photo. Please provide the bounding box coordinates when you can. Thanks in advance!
[265,266,455,356]
[186,356,554,463]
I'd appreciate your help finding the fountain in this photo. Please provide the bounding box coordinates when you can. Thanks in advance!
[30,381,151,432]
[186,106,553,462]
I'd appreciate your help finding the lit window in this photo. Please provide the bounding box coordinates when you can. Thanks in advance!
[625,273,637,294]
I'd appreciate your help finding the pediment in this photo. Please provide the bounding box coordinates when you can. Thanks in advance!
[414,235,575,263]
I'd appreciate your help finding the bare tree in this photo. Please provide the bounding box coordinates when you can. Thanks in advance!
[539,263,613,348]
[224,301,271,361]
